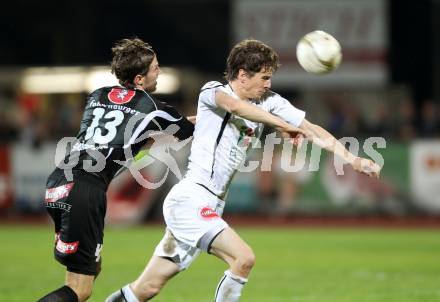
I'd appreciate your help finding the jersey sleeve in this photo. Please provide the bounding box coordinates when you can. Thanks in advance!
[199,81,229,109]
[154,101,195,141]
[267,94,306,127]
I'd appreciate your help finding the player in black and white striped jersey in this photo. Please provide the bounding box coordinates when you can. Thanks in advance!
[37,38,194,302]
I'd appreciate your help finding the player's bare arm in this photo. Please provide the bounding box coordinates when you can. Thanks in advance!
[301,119,381,178]
[299,119,381,178]
[215,90,306,137]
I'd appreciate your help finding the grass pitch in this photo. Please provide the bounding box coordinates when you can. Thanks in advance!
[1,224,439,302]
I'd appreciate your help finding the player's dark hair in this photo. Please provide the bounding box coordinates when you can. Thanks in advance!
[111,38,156,88]
[224,39,280,81]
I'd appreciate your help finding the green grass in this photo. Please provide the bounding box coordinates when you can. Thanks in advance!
[1,225,440,302]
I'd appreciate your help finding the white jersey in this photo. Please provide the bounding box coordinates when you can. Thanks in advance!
[185,81,306,198]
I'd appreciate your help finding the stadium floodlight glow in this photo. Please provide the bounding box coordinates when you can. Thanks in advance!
[154,67,180,94]
[85,67,119,93]
[86,67,180,94]
[21,66,181,95]
[21,67,86,94]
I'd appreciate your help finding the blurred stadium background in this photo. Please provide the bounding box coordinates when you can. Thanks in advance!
[1,0,440,301]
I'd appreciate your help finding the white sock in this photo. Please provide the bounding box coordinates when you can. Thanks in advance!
[121,284,140,302]
[214,270,248,302]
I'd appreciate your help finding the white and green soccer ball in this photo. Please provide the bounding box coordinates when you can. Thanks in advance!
[296,30,342,74]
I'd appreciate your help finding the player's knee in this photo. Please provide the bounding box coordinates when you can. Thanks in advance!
[136,281,162,300]
[235,250,256,273]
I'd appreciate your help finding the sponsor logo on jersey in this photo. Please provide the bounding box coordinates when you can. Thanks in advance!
[55,238,79,254]
[243,126,255,136]
[45,183,74,203]
[108,88,135,104]
[238,126,256,148]
[45,201,72,212]
[199,206,219,219]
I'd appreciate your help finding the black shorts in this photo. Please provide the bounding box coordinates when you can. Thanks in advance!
[45,168,107,276]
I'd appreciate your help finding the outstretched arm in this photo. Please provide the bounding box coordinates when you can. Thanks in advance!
[215,91,307,136]
[300,119,381,178]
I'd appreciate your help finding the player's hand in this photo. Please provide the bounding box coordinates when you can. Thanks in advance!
[352,157,381,178]
[280,131,305,147]
[186,115,196,124]
[285,125,310,137]
[291,133,305,147]
[281,126,312,148]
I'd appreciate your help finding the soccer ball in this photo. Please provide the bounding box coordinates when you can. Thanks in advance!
[296,30,342,74]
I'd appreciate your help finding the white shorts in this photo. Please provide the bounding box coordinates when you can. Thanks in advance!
[154,179,228,270]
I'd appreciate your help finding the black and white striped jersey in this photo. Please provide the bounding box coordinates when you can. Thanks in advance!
[57,86,194,185]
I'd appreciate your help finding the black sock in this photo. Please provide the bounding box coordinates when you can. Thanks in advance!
[37,285,79,302]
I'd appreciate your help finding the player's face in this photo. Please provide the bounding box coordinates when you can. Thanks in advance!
[140,55,160,92]
[243,68,272,100]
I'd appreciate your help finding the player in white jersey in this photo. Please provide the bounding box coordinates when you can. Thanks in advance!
[106,39,381,302]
